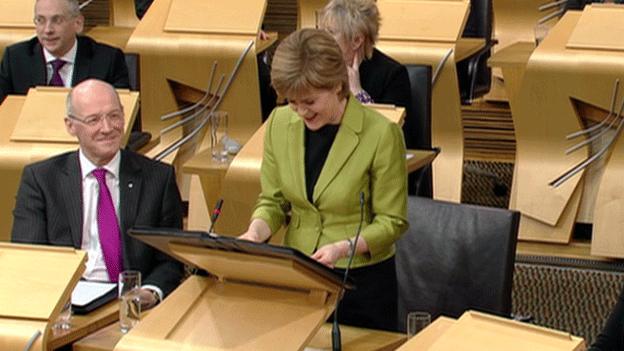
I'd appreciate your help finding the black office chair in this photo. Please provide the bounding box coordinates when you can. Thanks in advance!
[405,64,433,197]
[396,196,520,332]
[457,0,494,104]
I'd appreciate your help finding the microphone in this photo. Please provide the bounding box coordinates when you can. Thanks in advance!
[332,192,366,351]
[206,198,224,237]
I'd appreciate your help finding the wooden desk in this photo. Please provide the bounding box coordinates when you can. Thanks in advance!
[74,321,405,351]
[49,301,118,350]
[398,316,455,350]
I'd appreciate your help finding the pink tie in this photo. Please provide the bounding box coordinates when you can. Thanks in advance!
[49,59,66,87]
[92,168,122,282]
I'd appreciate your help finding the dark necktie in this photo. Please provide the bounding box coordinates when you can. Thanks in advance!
[92,168,122,282]
[49,59,66,87]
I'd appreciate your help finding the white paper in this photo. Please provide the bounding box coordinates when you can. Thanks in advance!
[406,153,415,160]
[71,281,116,307]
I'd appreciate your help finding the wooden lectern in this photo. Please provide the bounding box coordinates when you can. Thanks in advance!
[0,88,139,242]
[398,311,585,351]
[0,243,86,351]
[115,228,347,351]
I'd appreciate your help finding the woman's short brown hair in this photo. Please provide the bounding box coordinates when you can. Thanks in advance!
[320,0,380,59]
[271,28,349,100]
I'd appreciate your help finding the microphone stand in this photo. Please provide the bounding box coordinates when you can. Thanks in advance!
[332,192,366,351]
[206,198,224,237]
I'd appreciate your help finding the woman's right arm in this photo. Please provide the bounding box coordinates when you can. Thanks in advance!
[239,110,287,241]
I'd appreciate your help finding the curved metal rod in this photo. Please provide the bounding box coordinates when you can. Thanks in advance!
[565,107,620,154]
[432,48,453,88]
[538,0,567,11]
[160,62,218,121]
[160,75,225,135]
[567,79,620,139]
[538,8,565,25]
[23,330,41,351]
[154,40,254,161]
[79,0,95,10]
[550,98,624,187]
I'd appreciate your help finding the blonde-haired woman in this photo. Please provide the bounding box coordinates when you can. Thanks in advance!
[240,28,408,331]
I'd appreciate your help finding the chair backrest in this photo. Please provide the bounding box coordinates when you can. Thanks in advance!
[405,64,433,197]
[457,0,493,102]
[396,196,520,332]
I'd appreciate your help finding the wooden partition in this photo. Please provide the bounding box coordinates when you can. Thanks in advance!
[0,0,36,57]
[125,0,265,176]
[509,5,624,251]
[374,0,472,202]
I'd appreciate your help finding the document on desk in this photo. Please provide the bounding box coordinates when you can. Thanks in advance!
[71,281,117,314]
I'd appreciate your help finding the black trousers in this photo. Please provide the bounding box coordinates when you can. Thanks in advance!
[332,256,398,332]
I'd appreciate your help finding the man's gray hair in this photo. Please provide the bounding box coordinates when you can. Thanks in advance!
[36,0,82,17]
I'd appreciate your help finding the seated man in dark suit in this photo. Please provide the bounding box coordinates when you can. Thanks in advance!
[0,0,129,103]
[11,79,183,308]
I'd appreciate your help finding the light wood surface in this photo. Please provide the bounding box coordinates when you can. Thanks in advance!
[75,317,405,351]
[75,302,404,351]
[0,243,86,351]
[567,4,624,51]
[509,7,624,250]
[48,301,118,351]
[398,312,585,351]
[0,91,138,243]
[12,88,138,143]
[376,0,470,203]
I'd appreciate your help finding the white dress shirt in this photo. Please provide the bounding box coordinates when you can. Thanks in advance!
[78,150,163,300]
[43,39,77,87]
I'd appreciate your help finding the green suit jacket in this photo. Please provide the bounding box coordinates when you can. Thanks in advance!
[252,96,409,268]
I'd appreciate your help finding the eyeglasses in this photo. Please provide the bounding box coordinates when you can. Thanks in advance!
[33,14,74,27]
[68,111,124,127]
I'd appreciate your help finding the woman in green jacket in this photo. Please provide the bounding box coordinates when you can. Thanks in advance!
[240,28,408,331]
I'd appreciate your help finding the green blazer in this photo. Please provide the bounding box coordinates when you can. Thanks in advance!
[252,96,409,268]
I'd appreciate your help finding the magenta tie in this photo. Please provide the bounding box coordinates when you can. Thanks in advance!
[49,59,66,87]
[92,168,122,282]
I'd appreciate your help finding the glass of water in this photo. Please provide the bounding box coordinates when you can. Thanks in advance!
[52,300,72,332]
[406,311,431,338]
[210,111,229,163]
[118,270,141,333]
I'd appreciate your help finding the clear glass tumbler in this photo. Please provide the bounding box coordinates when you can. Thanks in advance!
[118,270,141,333]
[210,111,229,163]
[406,311,431,338]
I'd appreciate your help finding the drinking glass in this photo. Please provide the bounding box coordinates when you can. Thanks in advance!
[210,111,229,163]
[118,271,141,333]
[52,300,72,331]
[406,311,431,338]
[534,23,549,46]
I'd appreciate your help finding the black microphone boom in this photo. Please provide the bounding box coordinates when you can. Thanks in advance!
[206,198,224,236]
[332,192,366,351]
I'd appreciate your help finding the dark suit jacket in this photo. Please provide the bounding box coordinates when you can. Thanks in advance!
[11,150,183,297]
[590,284,624,351]
[360,48,416,150]
[0,35,129,103]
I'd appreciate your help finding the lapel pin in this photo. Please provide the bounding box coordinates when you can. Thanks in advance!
[128,181,133,189]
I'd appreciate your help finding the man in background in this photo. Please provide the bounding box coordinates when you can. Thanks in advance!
[0,0,129,103]
[12,79,182,307]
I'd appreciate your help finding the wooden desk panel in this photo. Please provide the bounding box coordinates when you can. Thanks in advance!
[49,301,118,350]
[74,321,405,351]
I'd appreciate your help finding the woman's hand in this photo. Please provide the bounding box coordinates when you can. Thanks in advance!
[238,218,272,242]
[348,50,364,95]
[311,240,350,268]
